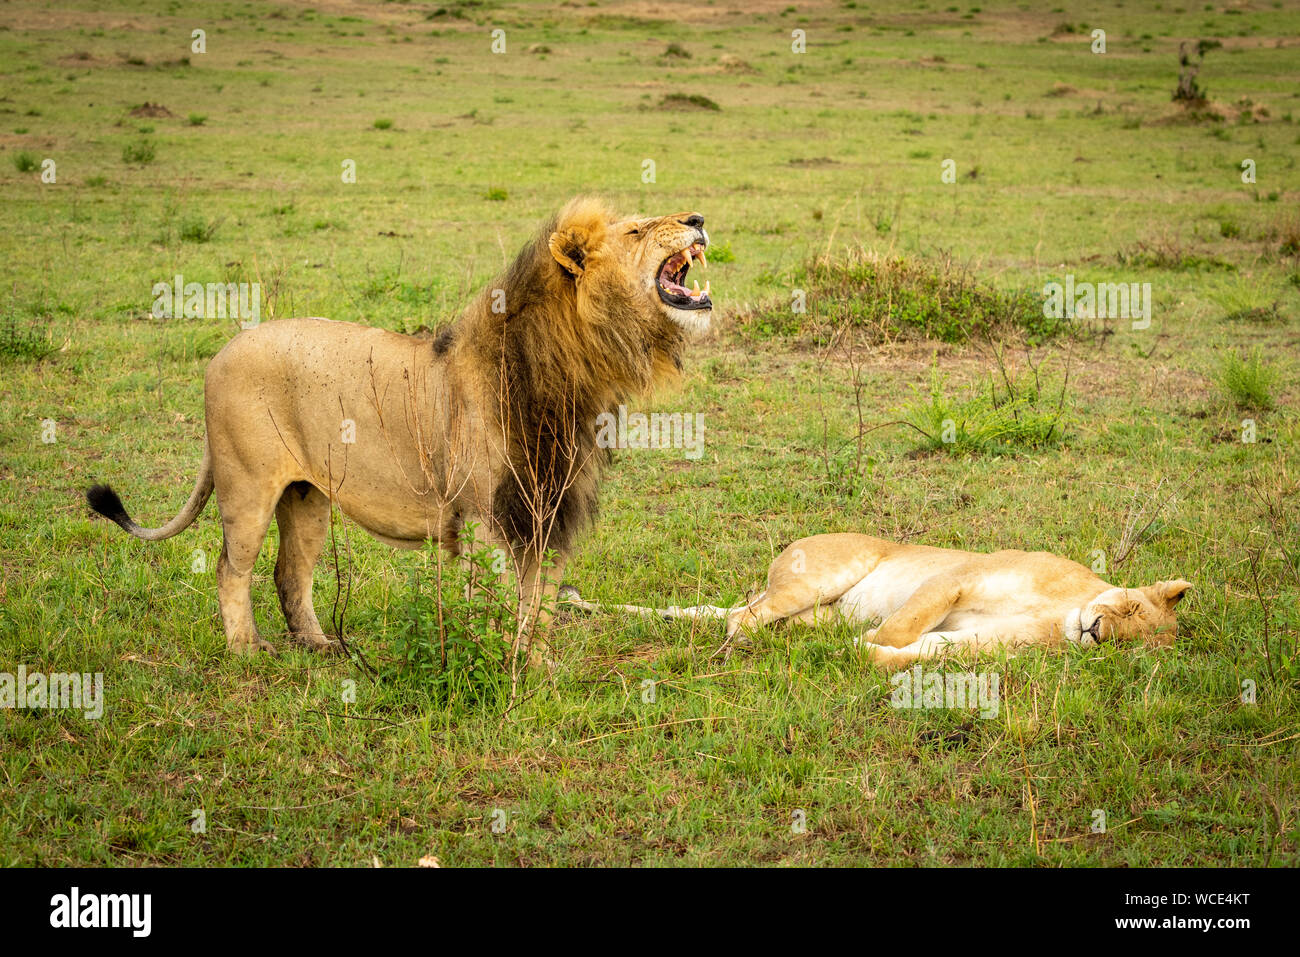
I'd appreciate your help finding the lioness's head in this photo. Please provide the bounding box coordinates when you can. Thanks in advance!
[1074,580,1192,648]
[547,198,713,334]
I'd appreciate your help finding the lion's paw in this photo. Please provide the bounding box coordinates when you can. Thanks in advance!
[230,637,277,656]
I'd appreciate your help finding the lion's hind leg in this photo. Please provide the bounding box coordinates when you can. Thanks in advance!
[273,482,338,652]
[726,536,879,640]
[213,476,282,655]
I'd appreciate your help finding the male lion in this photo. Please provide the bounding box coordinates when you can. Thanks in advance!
[87,198,713,663]
[562,534,1190,670]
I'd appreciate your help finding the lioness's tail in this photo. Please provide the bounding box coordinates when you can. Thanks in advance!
[86,439,214,541]
[558,585,743,622]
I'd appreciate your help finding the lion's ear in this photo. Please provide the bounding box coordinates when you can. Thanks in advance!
[1153,580,1192,611]
[548,198,610,278]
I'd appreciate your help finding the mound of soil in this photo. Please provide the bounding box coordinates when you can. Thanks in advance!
[658,93,720,112]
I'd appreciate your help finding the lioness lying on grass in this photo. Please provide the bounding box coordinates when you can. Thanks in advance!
[562,533,1190,670]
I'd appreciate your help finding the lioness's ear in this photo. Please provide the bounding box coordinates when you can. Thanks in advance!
[548,198,610,278]
[1152,580,1192,611]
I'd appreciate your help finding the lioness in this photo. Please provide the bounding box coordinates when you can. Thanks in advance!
[562,533,1190,670]
[87,198,713,662]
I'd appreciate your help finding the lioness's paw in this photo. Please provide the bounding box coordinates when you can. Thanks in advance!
[858,641,905,671]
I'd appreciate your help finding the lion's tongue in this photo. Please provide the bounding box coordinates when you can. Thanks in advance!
[660,254,689,295]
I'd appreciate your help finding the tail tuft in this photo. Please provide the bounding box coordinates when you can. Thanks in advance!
[86,483,133,530]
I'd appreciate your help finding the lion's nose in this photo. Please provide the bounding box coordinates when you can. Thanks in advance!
[680,214,704,228]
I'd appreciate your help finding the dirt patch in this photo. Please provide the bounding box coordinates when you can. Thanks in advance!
[56,51,100,67]
[590,0,824,24]
[129,102,174,118]
[1151,97,1277,126]
[718,54,758,74]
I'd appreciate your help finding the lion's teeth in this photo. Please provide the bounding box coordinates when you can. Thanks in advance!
[698,251,707,269]
[704,280,711,297]
[684,247,693,264]
[692,280,701,297]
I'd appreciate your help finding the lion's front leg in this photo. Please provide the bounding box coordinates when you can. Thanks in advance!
[866,574,964,648]
[461,521,560,670]
[517,550,565,670]
[860,627,1016,671]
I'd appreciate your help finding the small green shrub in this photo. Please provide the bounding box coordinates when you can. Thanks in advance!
[0,317,57,362]
[179,218,218,243]
[1214,347,1279,410]
[121,140,156,164]
[13,151,39,173]
[706,240,735,263]
[899,359,1070,455]
[385,525,535,709]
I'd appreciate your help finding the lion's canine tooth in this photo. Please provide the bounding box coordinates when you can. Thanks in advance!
[692,280,701,297]
[698,251,707,269]
[704,280,711,297]
[684,247,693,264]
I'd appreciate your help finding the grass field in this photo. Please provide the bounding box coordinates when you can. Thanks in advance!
[1,0,1298,866]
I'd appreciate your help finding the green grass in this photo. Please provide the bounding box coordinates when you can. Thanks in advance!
[1,0,1298,867]
[1204,274,1286,323]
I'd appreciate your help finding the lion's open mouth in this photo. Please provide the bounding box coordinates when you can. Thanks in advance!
[657,241,711,311]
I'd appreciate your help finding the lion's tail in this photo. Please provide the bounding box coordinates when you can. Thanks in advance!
[86,438,214,541]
